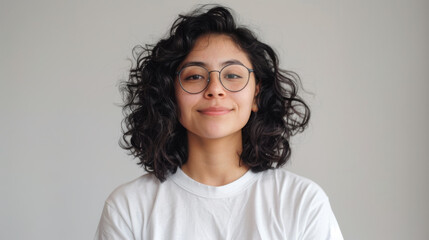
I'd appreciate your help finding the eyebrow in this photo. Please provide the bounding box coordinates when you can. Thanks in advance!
[180,59,244,69]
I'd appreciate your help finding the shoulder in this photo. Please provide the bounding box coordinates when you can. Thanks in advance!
[104,173,161,208]
[261,168,326,192]
[95,174,161,239]
[258,169,343,239]
[258,168,329,204]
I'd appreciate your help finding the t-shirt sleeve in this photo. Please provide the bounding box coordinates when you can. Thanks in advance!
[94,201,134,240]
[299,196,344,240]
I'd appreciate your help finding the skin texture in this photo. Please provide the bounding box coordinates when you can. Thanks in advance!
[175,34,259,186]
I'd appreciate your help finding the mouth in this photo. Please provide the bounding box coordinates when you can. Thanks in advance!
[198,107,232,116]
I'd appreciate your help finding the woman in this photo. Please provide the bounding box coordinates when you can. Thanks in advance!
[95,5,343,240]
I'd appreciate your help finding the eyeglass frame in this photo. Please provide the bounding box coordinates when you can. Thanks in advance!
[176,63,255,94]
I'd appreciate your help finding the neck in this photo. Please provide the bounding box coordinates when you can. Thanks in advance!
[181,131,249,186]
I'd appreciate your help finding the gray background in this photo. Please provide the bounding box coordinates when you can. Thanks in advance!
[1,0,428,239]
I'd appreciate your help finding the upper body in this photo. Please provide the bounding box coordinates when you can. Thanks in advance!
[95,5,343,240]
[95,168,343,240]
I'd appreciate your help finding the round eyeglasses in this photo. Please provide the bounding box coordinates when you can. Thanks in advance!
[177,63,255,94]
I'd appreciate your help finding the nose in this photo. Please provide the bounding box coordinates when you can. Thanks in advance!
[204,71,226,98]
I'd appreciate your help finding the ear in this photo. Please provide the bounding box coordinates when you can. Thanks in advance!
[252,83,260,112]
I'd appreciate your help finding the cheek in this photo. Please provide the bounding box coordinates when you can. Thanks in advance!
[176,97,187,123]
[175,90,186,124]
[235,95,256,123]
[175,92,197,124]
[239,88,258,111]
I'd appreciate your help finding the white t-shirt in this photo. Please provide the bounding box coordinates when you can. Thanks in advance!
[95,168,343,240]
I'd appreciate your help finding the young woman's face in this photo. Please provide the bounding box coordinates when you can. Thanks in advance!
[175,34,259,141]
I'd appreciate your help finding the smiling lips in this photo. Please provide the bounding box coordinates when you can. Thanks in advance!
[198,107,232,116]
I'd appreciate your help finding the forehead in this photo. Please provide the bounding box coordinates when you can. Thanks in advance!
[180,34,252,68]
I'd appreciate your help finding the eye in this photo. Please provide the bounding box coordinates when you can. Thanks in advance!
[224,73,242,79]
[184,75,205,81]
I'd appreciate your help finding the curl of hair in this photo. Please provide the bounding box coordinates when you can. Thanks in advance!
[120,5,310,182]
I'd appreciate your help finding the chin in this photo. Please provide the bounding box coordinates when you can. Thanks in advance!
[195,128,243,141]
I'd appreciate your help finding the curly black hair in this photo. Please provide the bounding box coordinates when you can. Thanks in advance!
[120,5,310,182]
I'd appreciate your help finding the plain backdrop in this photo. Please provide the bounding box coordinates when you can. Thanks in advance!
[1,0,428,239]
